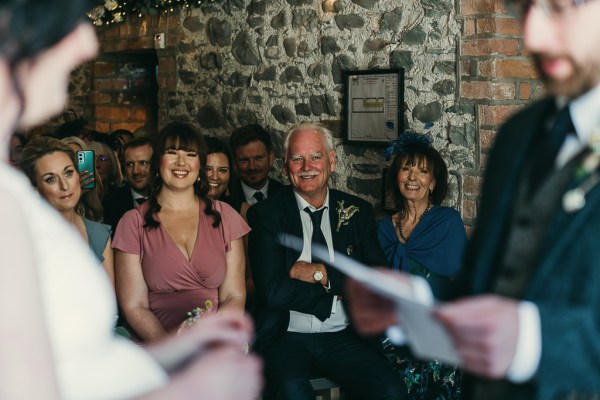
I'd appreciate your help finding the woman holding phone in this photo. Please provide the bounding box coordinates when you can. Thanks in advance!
[20,137,115,286]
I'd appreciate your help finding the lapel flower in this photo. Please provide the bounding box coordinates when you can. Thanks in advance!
[336,200,359,232]
[563,129,600,213]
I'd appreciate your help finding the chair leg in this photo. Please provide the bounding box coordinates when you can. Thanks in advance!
[330,386,340,400]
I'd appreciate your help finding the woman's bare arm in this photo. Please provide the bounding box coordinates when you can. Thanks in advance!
[218,238,246,314]
[115,250,168,341]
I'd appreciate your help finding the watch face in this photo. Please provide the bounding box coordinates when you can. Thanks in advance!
[314,271,324,282]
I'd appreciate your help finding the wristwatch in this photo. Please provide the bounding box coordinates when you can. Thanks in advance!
[313,270,324,283]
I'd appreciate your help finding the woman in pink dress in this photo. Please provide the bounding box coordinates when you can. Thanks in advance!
[113,121,249,342]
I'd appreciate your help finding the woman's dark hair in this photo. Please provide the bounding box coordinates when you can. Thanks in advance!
[229,124,273,154]
[205,136,233,169]
[0,0,96,132]
[204,136,233,200]
[387,140,448,212]
[0,0,96,66]
[144,121,221,229]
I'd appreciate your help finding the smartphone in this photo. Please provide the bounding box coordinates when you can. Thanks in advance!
[76,150,96,190]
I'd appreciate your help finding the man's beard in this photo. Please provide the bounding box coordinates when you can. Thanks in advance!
[534,54,600,98]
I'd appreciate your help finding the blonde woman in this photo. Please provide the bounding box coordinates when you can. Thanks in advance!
[20,137,115,286]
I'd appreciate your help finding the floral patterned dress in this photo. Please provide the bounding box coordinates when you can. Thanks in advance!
[377,206,467,399]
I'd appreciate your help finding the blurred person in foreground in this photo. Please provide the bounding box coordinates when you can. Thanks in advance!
[348,0,600,398]
[0,1,261,399]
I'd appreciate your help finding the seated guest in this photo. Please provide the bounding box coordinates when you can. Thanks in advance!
[103,137,153,233]
[90,139,123,198]
[247,122,404,400]
[113,122,249,342]
[61,135,104,222]
[378,133,467,398]
[20,137,114,286]
[8,132,26,168]
[228,124,284,216]
[205,136,233,201]
[110,128,135,166]
[134,124,158,141]
[111,129,135,147]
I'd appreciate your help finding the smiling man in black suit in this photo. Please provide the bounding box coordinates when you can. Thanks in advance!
[228,124,284,213]
[247,122,403,400]
[103,137,153,233]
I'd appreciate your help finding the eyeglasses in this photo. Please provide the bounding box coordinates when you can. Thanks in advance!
[507,0,591,18]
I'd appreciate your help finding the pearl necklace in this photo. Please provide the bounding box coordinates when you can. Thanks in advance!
[394,204,432,242]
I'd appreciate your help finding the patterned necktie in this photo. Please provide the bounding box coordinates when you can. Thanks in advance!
[529,105,574,196]
[253,191,264,202]
[304,207,327,262]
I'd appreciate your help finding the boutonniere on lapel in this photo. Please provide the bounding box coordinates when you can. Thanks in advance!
[336,200,359,232]
[563,129,600,213]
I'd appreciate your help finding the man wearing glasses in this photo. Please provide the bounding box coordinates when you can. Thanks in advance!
[347,1,600,398]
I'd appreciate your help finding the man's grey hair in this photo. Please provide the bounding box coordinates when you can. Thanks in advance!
[283,122,335,157]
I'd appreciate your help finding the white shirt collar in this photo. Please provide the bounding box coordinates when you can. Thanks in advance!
[293,189,329,213]
[565,82,600,145]
[241,180,269,204]
[130,188,146,201]
[555,83,600,167]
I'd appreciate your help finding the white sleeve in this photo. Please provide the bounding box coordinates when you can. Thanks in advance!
[507,301,541,382]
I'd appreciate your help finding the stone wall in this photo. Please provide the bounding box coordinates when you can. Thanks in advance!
[64,0,541,228]
[168,0,468,213]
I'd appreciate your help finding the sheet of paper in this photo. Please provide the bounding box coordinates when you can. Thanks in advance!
[280,234,461,366]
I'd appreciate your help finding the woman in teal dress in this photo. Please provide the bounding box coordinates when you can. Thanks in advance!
[379,133,467,399]
[20,137,114,286]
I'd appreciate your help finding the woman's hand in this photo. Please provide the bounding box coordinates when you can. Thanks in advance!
[143,313,263,400]
[78,169,95,190]
[147,313,255,372]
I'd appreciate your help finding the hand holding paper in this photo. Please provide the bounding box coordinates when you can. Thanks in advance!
[435,295,520,378]
[346,271,401,335]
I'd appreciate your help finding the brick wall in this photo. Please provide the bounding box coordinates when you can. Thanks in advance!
[91,57,157,133]
[458,0,541,227]
[90,14,180,134]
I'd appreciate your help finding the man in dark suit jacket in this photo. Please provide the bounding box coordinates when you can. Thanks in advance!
[103,137,153,233]
[247,123,403,400]
[228,124,284,212]
[347,1,600,399]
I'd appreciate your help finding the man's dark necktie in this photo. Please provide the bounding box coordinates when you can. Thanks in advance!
[253,191,264,202]
[529,105,574,196]
[135,198,147,206]
[304,207,327,262]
